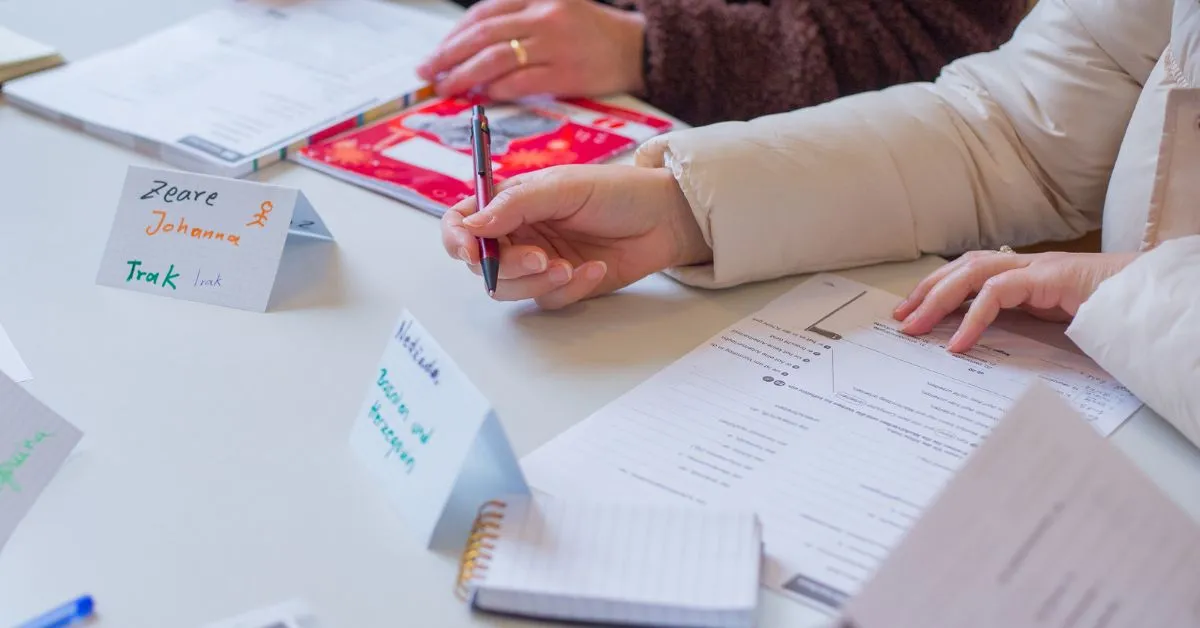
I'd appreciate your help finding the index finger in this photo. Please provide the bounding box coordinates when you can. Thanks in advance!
[418,0,528,78]
[460,167,598,238]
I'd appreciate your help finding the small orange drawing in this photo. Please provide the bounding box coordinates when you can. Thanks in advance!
[246,200,273,228]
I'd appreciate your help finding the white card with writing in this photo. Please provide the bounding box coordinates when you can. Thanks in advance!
[349,311,529,549]
[200,598,320,628]
[97,165,334,312]
[0,373,82,551]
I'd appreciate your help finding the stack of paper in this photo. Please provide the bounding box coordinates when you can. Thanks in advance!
[0,26,62,83]
[4,0,454,176]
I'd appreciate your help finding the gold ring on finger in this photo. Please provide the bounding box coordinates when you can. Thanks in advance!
[509,39,529,67]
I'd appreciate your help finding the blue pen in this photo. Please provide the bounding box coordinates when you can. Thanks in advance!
[18,595,95,628]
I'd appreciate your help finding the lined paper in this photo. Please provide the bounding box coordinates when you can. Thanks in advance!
[475,495,760,627]
[842,384,1200,627]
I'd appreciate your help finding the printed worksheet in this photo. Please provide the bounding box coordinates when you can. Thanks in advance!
[522,275,1142,613]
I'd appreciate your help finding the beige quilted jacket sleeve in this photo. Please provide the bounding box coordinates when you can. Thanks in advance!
[636,0,1170,289]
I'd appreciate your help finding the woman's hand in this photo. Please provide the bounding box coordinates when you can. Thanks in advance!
[893,250,1139,352]
[441,164,711,309]
[417,0,646,101]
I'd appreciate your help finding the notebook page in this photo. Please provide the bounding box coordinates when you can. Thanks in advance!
[522,274,1142,612]
[842,384,1200,628]
[479,495,760,623]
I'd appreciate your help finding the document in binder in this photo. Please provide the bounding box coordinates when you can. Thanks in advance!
[348,312,763,627]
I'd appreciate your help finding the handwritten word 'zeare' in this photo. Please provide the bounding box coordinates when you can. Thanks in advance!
[145,210,241,246]
[245,201,272,228]
[139,180,219,206]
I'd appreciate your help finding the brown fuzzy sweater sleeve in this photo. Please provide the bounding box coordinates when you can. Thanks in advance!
[632,0,1027,125]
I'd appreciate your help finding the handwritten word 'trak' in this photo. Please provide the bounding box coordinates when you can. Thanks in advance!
[246,201,273,228]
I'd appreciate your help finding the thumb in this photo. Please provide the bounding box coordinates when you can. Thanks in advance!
[462,168,593,237]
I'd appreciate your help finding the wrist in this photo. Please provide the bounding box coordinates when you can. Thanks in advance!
[655,168,711,268]
[610,9,647,94]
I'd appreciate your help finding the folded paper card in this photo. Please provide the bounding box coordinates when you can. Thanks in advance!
[97,166,333,312]
[0,373,82,552]
[839,383,1200,627]
[349,311,528,549]
[0,322,31,383]
[200,598,320,628]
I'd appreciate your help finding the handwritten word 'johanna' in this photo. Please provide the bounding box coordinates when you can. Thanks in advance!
[369,402,415,473]
[394,320,441,385]
[139,180,219,206]
[145,210,241,246]
[377,369,411,420]
[0,431,53,492]
[246,201,273,228]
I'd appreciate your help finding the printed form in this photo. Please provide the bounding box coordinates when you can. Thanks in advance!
[522,275,1142,612]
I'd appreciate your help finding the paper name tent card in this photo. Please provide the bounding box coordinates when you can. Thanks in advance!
[521,274,1143,613]
[4,0,452,177]
[296,96,674,216]
[200,598,321,628]
[349,312,763,627]
[0,373,83,552]
[97,165,334,312]
[459,495,762,628]
[0,321,31,383]
[840,384,1200,628]
[0,26,63,83]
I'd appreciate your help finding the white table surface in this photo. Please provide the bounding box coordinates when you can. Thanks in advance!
[2,2,1199,626]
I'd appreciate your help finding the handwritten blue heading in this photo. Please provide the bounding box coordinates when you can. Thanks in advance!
[395,319,441,385]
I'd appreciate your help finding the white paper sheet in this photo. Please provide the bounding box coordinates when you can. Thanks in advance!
[0,322,31,383]
[841,384,1200,628]
[522,275,1143,612]
[5,0,452,176]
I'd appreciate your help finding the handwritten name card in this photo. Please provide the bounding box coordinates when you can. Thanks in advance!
[349,311,528,549]
[0,373,82,551]
[97,165,334,312]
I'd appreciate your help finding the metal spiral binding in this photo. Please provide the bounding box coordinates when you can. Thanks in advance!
[455,499,507,600]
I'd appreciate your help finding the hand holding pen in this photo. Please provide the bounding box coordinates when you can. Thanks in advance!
[470,105,501,296]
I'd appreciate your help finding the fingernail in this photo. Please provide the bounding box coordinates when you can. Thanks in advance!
[902,311,919,326]
[947,330,963,348]
[893,299,910,315]
[549,265,571,285]
[584,262,606,281]
[457,246,468,261]
[464,214,492,227]
[523,252,546,272]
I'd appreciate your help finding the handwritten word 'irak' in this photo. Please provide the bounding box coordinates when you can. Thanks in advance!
[140,180,219,206]
[126,260,180,290]
[0,431,53,492]
[394,320,441,385]
[377,368,411,420]
[145,211,241,246]
[369,402,416,473]
[246,201,273,228]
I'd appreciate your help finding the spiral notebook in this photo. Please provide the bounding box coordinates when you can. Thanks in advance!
[456,495,763,628]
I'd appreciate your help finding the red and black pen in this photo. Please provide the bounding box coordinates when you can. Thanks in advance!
[470,105,501,296]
